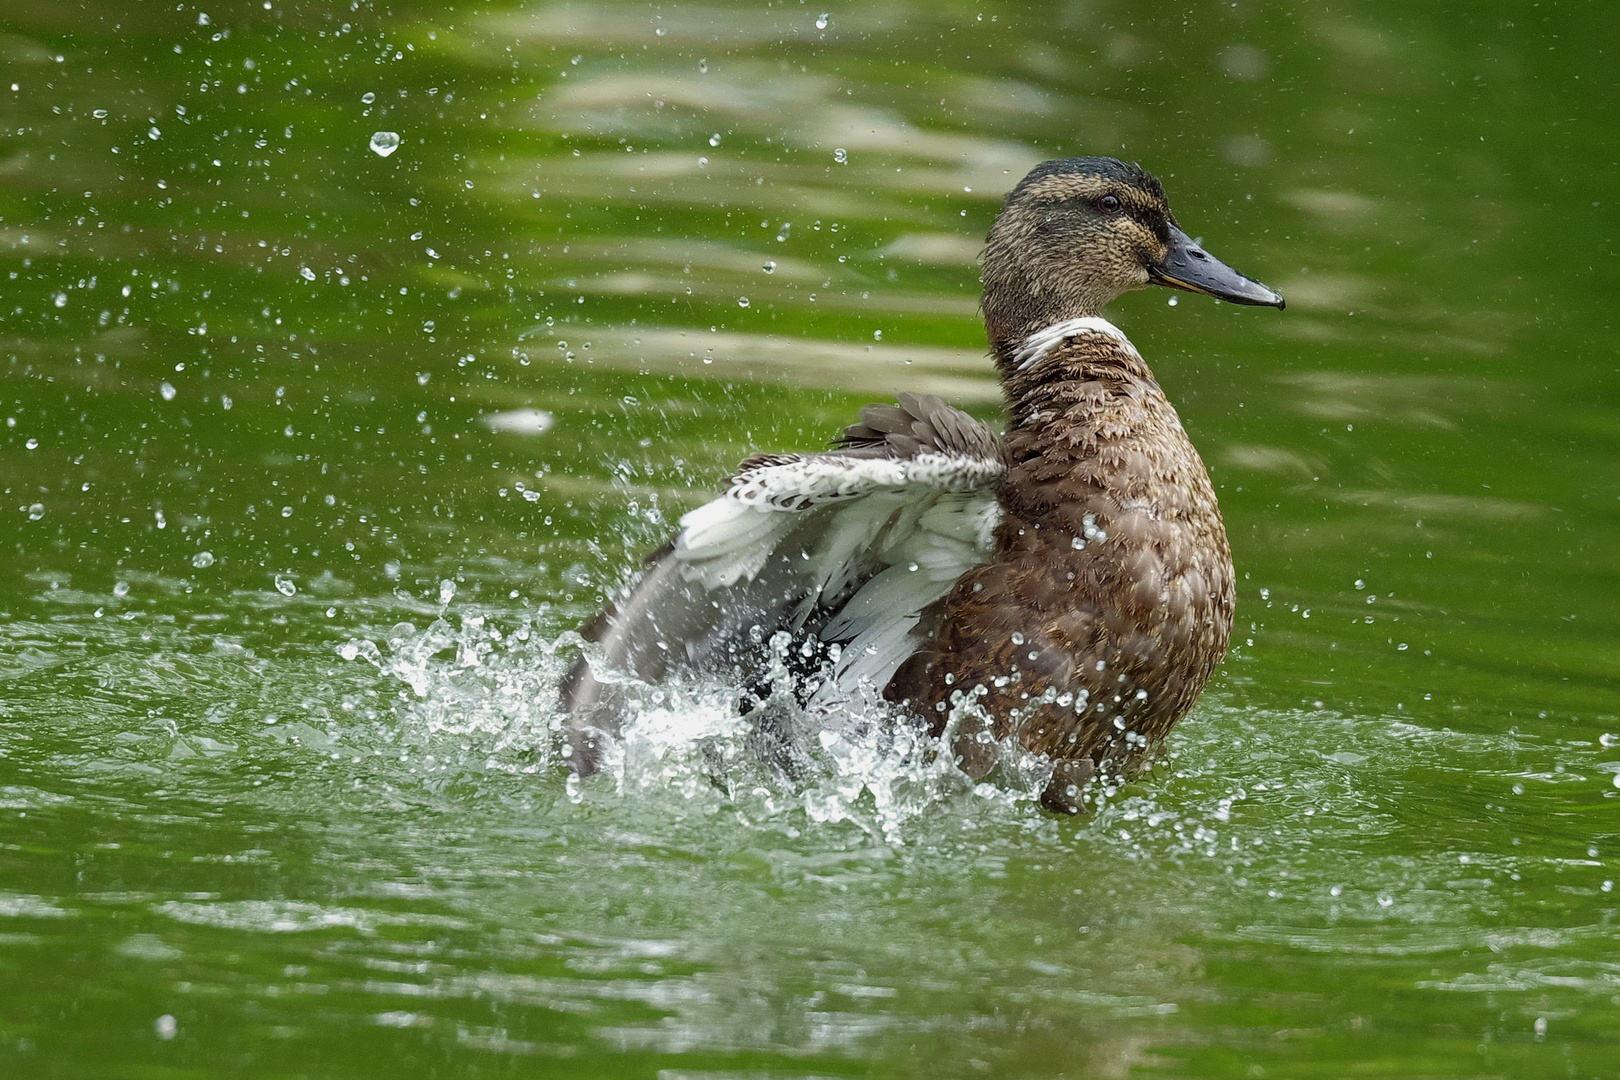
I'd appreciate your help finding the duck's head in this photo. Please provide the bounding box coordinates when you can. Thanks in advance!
[982,156,1283,355]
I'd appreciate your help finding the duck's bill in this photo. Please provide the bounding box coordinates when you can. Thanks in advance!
[1150,225,1285,308]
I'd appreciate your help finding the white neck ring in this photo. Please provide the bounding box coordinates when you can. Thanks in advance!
[1013,316,1138,372]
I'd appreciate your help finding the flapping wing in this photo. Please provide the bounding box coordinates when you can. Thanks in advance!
[562,393,1004,766]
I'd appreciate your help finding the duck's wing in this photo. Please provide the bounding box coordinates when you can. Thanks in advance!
[562,392,1003,769]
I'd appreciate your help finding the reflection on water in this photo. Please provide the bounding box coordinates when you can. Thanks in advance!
[3,0,1620,1075]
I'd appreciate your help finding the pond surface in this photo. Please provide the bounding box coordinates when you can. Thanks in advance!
[3,1,1619,1076]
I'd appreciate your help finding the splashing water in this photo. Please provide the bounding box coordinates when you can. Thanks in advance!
[336,613,1058,845]
[324,599,1620,929]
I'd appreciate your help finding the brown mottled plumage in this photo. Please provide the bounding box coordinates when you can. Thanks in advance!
[562,157,1283,812]
[886,336,1236,808]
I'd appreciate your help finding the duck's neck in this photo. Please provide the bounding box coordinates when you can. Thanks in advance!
[993,319,1189,530]
[995,316,1161,432]
[980,231,1129,366]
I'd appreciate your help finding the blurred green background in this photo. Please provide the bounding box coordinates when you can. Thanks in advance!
[2,1,1618,1076]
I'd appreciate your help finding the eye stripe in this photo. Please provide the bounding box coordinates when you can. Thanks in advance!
[1015,175,1169,216]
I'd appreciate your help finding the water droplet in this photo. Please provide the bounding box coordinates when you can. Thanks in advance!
[369,130,400,157]
[708,133,721,147]
[113,581,130,597]
[833,147,847,164]
[873,329,882,340]
[52,291,67,308]
[26,503,44,521]
[698,58,708,73]
[816,12,830,29]
[155,1015,177,1041]
[299,266,316,281]
[274,576,297,597]
[92,108,107,119]
[1376,892,1394,908]
[762,260,776,274]
[361,91,376,104]
[1166,295,1178,306]
[737,296,750,308]
[192,551,215,568]
[438,579,456,605]
[24,437,38,450]
[148,125,161,140]
[159,382,177,401]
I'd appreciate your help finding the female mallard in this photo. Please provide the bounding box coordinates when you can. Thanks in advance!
[562,157,1283,812]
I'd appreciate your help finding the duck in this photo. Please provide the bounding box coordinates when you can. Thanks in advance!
[560,157,1283,813]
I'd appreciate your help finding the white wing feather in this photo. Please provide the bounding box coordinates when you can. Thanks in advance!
[673,452,999,590]
[664,451,1001,702]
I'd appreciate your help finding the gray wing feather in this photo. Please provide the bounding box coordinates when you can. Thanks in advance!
[562,395,1003,772]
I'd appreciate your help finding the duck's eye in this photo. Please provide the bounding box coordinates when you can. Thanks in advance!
[1097,194,1123,214]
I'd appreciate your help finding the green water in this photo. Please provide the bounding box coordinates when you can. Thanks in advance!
[3,0,1618,1075]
